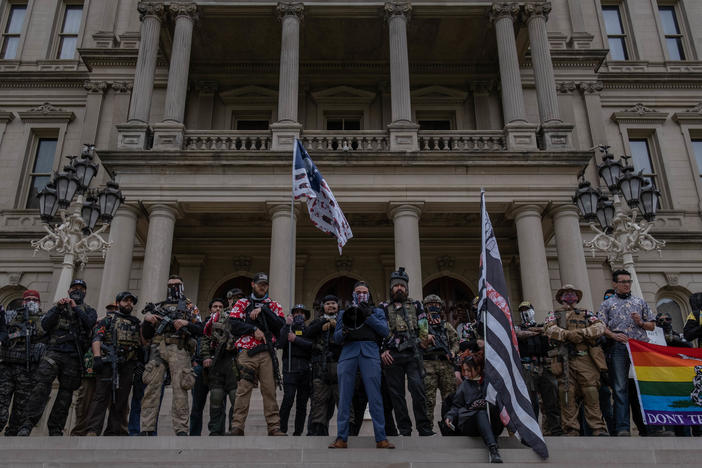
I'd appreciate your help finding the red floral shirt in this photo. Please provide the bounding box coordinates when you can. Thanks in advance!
[229,298,284,350]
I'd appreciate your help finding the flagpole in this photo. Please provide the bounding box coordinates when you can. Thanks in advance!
[480,188,491,426]
[288,140,298,373]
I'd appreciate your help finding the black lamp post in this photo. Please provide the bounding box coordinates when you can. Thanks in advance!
[97,180,125,222]
[37,182,59,222]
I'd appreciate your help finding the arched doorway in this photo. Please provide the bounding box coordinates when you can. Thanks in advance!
[212,275,253,306]
[313,276,359,318]
[423,276,474,326]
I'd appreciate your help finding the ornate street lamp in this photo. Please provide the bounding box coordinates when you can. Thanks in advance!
[30,143,124,302]
[574,146,665,298]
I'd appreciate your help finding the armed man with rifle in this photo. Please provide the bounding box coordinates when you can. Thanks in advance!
[140,275,203,436]
[421,294,459,429]
[544,284,609,437]
[381,268,434,437]
[228,272,286,436]
[201,297,238,436]
[306,294,342,436]
[0,290,47,436]
[515,300,562,436]
[84,291,142,435]
[19,279,97,436]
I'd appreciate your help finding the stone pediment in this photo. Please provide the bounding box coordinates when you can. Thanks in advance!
[311,86,376,104]
[18,102,75,122]
[673,102,702,125]
[219,85,278,104]
[411,85,468,103]
[611,103,668,123]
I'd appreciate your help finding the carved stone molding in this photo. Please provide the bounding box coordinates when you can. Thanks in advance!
[83,80,109,94]
[0,109,14,122]
[556,81,577,95]
[578,81,604,95]
[611,103,669,123]
[384,1,412,20]
[169,2,198,20]
[276,1,304,21]
[436,255,455,271]
[137,1,166,21]
[522,2,552,22]
[683,102,702,113]
[335,255,352,272]
[232,256,252,272]
[8,272,22,286]
[623,103,656,115]
[673,102,702,124]
[18,103,75,122]
[110,81,133,94]
[489,3,520,23]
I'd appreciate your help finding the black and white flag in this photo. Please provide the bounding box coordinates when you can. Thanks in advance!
[479,190,549,459]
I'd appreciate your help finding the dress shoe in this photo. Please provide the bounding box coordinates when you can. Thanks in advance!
[229,427,245,436]
[376,440,395,449]
[328,438,348,448]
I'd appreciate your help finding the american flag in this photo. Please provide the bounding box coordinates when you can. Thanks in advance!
[292,139,353,254]
[479,190,549,459]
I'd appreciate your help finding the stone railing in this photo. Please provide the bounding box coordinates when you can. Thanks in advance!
[418,130,506,151]
[300,131,389,151]
[183,130,272,151]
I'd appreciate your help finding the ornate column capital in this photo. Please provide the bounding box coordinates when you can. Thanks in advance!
[556,81,577,95]
[137,1,166,21]
[110,81,133,94]
[169,2,198,21]
[277,1,304,21]
[578,81,604,95]
[489,2,520,23]
[522,2,552,22]
[83,80,109,95]
[384,1,412,21]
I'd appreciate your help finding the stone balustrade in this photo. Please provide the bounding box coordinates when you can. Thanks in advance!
[184,130,272,151]
[418,130,507,151]
[300,131,389,152]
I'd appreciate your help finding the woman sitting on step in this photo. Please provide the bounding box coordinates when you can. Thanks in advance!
[444,355,503,464]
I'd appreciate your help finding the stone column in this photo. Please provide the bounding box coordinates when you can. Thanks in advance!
[152,2,197,150]
[524,3,573,150]
[271,2,304,151]
[119,2,164,149]
[268,204,298,312]
[489,3,537,150]
[579,81,605,182]
[81,81,108,145]
[175,254,204,307]
[389,203,423,299]
[513,205,553,320]
[139,204,177,306]
[385,1,418,151]
[98,204,140,314]
[551,205,594,311]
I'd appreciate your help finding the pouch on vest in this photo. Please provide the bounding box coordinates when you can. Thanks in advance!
[550,358,563,376]
[180,367,196,391]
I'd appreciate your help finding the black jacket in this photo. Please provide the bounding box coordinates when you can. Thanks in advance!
[278,322,313,371]
[684,309,702,343]
[445,378,487,428]
[306,316,342,362]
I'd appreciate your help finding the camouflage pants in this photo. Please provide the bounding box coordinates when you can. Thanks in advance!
[205,349,238,435]
[141,342,195,434]
[0,362,37,435]
[423,359,456,426]
[21,349,83,435]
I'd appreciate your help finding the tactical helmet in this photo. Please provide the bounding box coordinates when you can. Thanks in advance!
[518,301,532,310]
[390,267,409,292]
[116,291,138,305]
[70,279,87,289]
[423,294,444,306]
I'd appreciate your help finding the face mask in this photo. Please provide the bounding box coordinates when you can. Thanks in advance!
[352,291,369,305]
[167,283,184,301]
[293,315,305,327]
[561,292,578,305]
[323,313,336,320]
[69,289,85,304]
[427,304,441,313]
[25,301,39,314]
[520,308,535,325]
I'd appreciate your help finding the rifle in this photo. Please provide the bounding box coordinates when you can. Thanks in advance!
[155,299,190,336]
[59,303,85,369]
[558,309,570,406]
[399,304,425,378]
[5,307,36,371]
[100,321,120,403]
[258,305,282,390]
[428,322,452,358]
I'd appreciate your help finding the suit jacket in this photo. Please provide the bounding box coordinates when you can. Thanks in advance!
[334,307,389,361]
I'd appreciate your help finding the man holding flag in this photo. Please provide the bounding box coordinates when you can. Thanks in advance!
[479,190,549,459]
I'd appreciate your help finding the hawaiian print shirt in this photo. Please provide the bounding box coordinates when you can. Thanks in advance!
[597,295,654,341]
[229,297,284,350]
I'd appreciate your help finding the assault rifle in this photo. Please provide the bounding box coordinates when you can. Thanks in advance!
[100,322,120,403]
[6,306,36,371]
[428,322,452,358]
[154,299,190,335]
[558,309,570,405]
[257,304,283,390]
[58,303,85,366]
[210,322,232,368]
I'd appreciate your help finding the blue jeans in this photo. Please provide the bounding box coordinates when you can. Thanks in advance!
[607,342,630,434]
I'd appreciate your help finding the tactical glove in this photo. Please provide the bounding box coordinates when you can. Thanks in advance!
[92,356,104,372]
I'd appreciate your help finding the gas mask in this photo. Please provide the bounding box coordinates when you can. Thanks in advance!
[69,289,85,304]
[167,283,184,301]
[352,291,369,305]
[25,301,40,314]
[520,308,536,327]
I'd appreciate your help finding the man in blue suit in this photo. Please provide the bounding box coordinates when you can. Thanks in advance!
[328,281,395,449]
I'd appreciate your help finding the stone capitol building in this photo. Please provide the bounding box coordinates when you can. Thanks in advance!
[1,0,702,334]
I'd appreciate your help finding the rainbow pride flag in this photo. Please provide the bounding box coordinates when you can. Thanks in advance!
[628,339,702,426]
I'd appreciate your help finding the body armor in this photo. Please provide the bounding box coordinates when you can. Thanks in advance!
[104,313,141,361]
[1,307,46,365]
[385,301,424,351]
[210,314,236,352]
[48,304,90,351]
[153,300,191,338]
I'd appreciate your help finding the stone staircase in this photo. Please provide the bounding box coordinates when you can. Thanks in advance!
[1,435,701,467]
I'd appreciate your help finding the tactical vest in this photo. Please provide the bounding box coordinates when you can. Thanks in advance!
[49,303,89,349]
[105,313,141,359]
[386,301,419,335]
[5,307,45,346]
[559,308,596,351]
[211,312,236,351]
[425,322,449,355]
[154,300,190,338]
[518,331,550,359]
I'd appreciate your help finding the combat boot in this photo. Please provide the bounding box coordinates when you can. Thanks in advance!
[488,445,503,464]
[229,427,244,436]
[268,429,287,436]
[139,431,156,436]
[17,427,31,437]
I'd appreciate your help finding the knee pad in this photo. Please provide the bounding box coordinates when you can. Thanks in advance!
[582,386,599,401]
[241,366,257,384]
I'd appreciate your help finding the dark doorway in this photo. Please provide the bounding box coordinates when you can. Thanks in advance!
[313,276,359,318]
[422,276,474,327]
[211,275,253,314]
